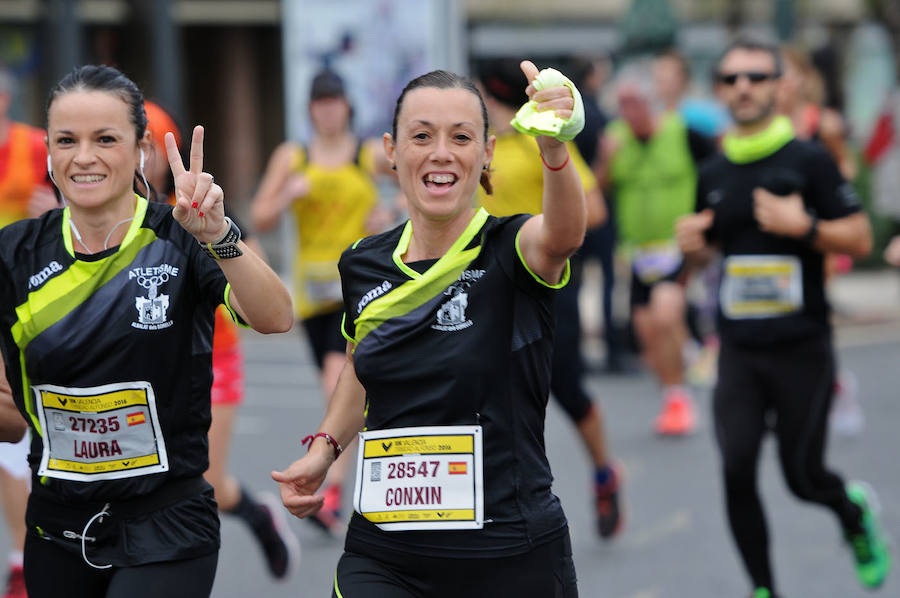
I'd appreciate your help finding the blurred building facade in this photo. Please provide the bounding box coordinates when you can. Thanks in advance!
[0,0,896,216]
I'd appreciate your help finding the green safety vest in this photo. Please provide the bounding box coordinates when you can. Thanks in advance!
[607,113,697,248]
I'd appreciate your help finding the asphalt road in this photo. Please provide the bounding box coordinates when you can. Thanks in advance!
[1,321,897,598]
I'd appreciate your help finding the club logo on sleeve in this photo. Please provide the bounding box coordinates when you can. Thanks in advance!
[130,264,179,330]
[432,269,485,332]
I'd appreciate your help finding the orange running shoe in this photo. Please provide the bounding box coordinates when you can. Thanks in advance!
[654,388,696,435]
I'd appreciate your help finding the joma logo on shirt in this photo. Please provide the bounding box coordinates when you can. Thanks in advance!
[28,261,63,289]
[358,281,392,314]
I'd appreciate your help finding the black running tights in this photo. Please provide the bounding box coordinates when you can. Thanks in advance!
[713,335,862,592]
[24,533,218,598]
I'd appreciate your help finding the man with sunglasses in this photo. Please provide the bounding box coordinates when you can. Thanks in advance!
[676,38,891,598]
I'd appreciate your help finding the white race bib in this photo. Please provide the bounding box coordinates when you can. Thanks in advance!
[34,381,169,482]
[631,241,683,284]
[353,425,484,531]
[720,255,803,319]
[303,261,343,303]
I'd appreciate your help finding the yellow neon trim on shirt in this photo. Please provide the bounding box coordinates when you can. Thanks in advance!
[514,228,570,289]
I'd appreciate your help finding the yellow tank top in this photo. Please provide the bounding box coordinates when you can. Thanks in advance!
[290,142,378,319]
[477,132,597,217]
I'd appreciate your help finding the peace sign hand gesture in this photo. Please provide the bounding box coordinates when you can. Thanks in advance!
[165,125,228,243]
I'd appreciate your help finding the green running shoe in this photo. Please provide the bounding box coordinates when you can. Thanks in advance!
[845,481,891,589]
[751,588,772,598]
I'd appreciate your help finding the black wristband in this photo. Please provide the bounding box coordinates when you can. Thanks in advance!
[801,213,818,246]
[200,216,243,259]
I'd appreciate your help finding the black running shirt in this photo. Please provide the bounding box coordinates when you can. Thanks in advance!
[339,209,569,558]
[696,139,862,346]
[0,198,234,502]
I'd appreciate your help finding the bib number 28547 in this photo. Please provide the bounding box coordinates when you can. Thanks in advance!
[353,425,484,531]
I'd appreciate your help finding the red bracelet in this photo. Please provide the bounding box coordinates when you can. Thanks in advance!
[540,152,570,171]
[302,433,343,460]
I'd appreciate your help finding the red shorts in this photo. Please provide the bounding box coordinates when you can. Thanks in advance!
[211,346,244,406]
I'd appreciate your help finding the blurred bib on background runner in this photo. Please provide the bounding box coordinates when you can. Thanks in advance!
[631,241,683,284]
[301,260,343,304]
[720,255,803,319]
[34,381,169,482]
[353,425,484,531]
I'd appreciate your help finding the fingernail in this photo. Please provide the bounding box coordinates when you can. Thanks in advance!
[198,211,204,217]
[191,201,198,208]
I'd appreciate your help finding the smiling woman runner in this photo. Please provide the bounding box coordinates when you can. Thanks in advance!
[273,60,585,598]
[0,64,292,598]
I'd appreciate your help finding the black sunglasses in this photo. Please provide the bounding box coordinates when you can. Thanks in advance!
[716,71,780,85]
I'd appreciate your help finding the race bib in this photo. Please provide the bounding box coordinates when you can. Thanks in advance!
[33,381,169,482]
[353,425,484,531]
[631,241,683,284]
[303,261,343,304]
[720,255,803,319]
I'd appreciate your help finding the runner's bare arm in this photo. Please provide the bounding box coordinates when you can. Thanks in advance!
[811,212,872,258]
[272,343,366,518]
[250,142,308,233]
[0,363,26,443]
[517,60,587,285]
[753,189,872,257]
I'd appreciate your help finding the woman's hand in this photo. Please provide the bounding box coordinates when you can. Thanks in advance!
[166,125,228,243]
[521,60,572,156]
[271,450,333,518]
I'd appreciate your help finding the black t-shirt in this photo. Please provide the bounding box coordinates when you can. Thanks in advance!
[0,199,231,503]
[339,211,568,558]
[696,139,861,346]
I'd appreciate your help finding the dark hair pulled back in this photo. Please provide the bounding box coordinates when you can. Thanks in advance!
[46,65,159,201]
[391,70,493,194]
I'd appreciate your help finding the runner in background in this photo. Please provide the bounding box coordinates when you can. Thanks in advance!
[570,55,628,374]
[144,101,300,580]
[251,69,393,534]
[598,63,717,436]
[0,65,58,598]
[654,50,731,140]
[653,51,729,390]
[678,37,890,597]
[476,57,623,539]
[777,47,863,436]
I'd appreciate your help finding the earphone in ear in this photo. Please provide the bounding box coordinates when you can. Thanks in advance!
[139,148,145,171]
[46,155,59,187]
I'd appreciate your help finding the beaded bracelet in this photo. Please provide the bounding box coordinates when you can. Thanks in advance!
[301,433,343,460]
